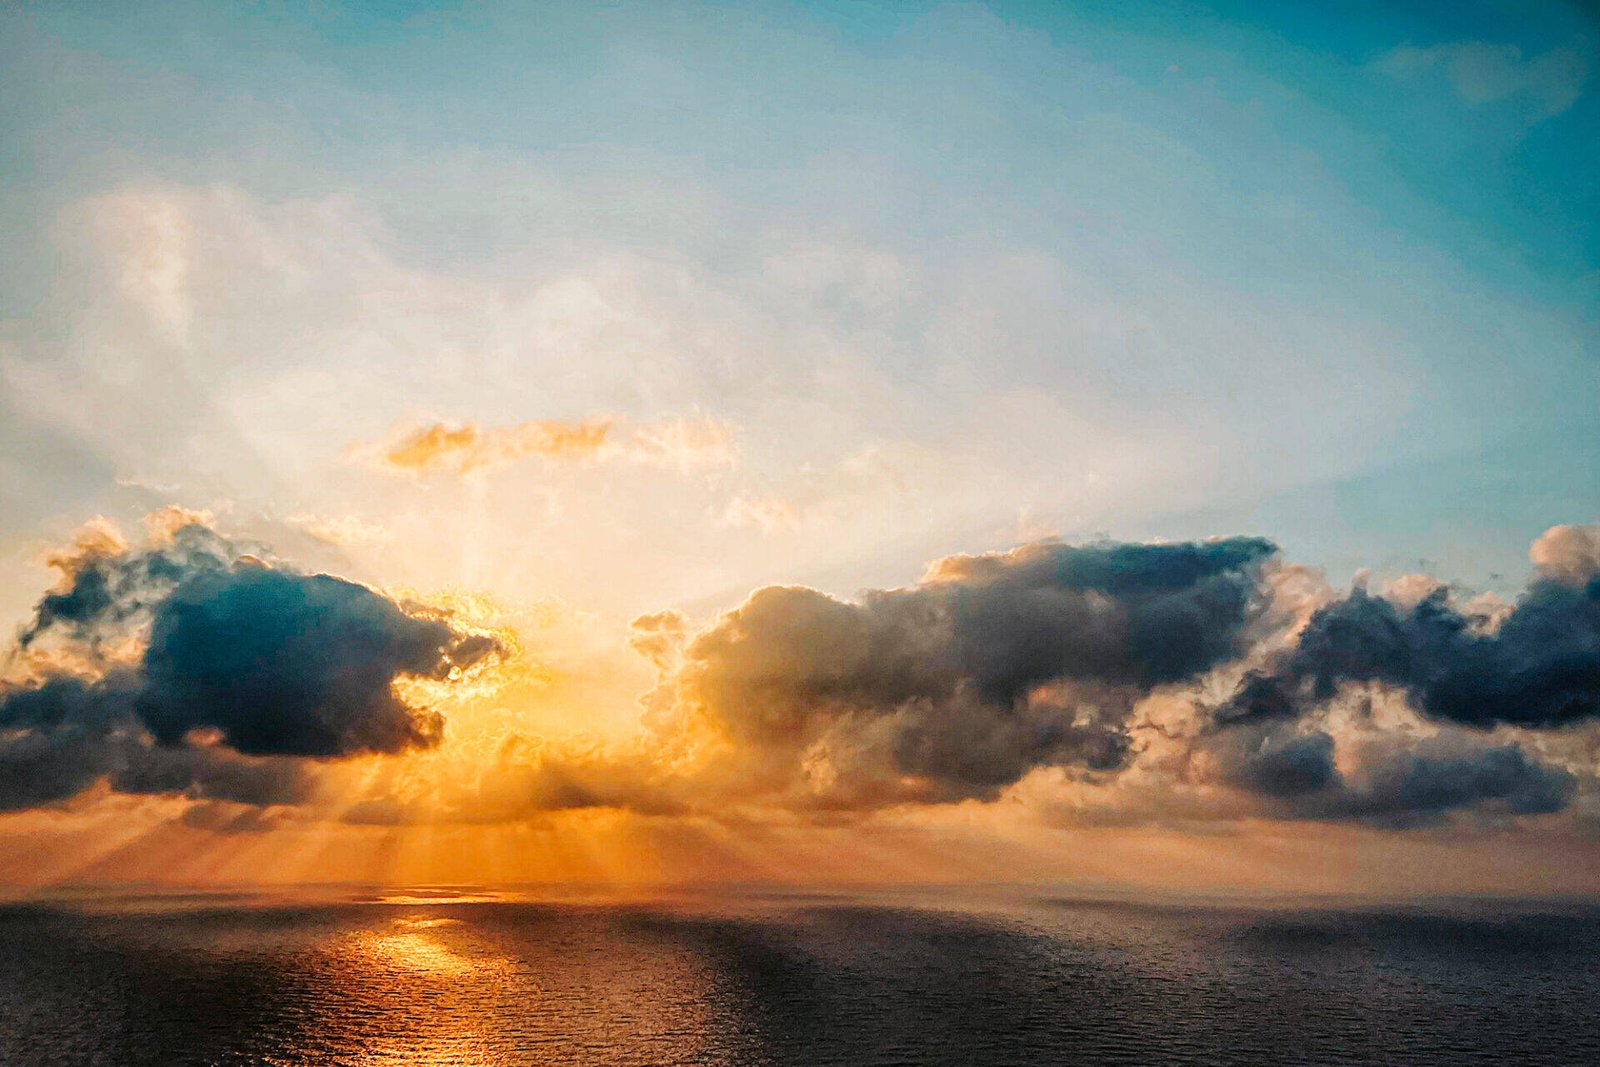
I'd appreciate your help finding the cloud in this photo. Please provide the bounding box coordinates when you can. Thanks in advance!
[0,671,319,812]
[137,563,493,757]
[355,414,738,477]
[18,519,234,653]
[1353,740,1574,821]
[647,537,1278,807]
[377,417,615,474]
[285,512,392,547]
[625,527,1594,827]
[5,521,1596,833]
[1207,722,1575,827]
[1531,522,1600,585]
[1186,523,1600,825]
[110,735,318,807]
[0,515,500,811]
[1213,726,1340,799]
[0,673,135,811]
[1378,40,1589,119]
[1215,560,1600,731]
[923,538,1278,696]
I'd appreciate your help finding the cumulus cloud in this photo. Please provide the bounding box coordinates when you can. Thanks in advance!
[18,519,233,653]
[355,414,738,477]
[1187,530,1600,825]
[645,537,1278,807]
[619,528,1595,828]
[0,673,136,811]
[0,515,500,811]
[1531,522,1600,586]
[1216,565,1600,731]
[0,670,320,812]
[137,564,492,756]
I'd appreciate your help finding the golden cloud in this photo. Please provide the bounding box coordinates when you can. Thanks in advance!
[352,415,737,476]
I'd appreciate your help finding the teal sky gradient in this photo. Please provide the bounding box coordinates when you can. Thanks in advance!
[1,0,1596,611]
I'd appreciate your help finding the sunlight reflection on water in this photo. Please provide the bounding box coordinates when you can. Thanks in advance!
[0,888,1596,1066]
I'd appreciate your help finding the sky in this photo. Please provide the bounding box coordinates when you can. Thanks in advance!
[0,0,1598,894]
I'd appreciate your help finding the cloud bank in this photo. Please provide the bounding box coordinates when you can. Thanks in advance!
[624,528,1598,826]
[3,516,1597,835]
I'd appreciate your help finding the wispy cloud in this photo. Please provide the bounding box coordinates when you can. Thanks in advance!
[285,512,393,547]
[1377,40,1590,119]
[351,414,738,477]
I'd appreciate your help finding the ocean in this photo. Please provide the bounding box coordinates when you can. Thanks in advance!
[0,887,1594,1066]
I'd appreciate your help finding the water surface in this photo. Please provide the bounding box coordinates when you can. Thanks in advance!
[0,887,1594,1066]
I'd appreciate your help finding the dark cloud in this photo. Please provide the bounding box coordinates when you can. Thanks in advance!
[109,739,316,807]
[668,537,1277,806]
[18,522,237,649]
[1210,723,1576,826]
[1216,728,1340,799]
[665,530,1593,824]
[885,684,1132,793]
[0,520,500,812]
[0,674,134,811]
[1362,742,1575,821]
[137,565,491,756]
[936,537,1278,699]
[1218,574,1600,731]
[0,671,316,811]
[1202,551,1599,823]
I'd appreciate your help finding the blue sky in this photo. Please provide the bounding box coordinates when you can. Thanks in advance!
[1,0,1596,609]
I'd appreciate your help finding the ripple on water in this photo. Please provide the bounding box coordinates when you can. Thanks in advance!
[0,892,1594,1066]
